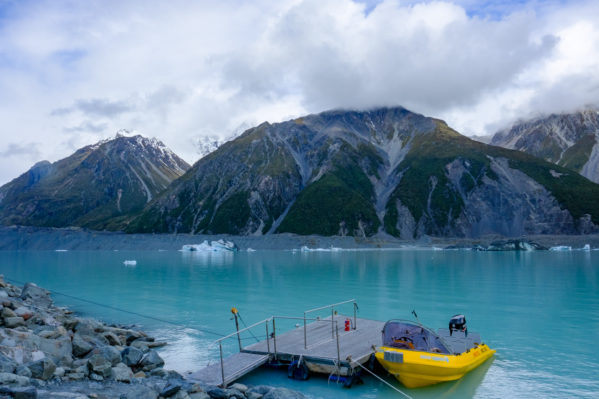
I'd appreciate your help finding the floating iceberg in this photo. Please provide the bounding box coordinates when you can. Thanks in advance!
[582,244,591,251]
[123,260,137,266]
[55,249,68,252]
[246,248,256,252]
[549,246,572,251]
[181,239,238,252]
[300,245,342,252]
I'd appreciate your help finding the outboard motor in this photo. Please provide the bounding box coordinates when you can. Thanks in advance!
[449,314,467,337]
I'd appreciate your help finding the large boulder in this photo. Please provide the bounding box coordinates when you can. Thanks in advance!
[87,354,112,378]
[20,283,52,307]
[111,362,134,383]
[140,350,164,371]
[121,347,143,367]
[27,358,56,380]
[97,345,122,366]
[4,316,25,328]
[0,352,17,373]
[71,334,93,357]
[38,336,72,366]
[0,372,30,386]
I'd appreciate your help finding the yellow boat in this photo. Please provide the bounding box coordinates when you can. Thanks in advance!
[375,316,496,388]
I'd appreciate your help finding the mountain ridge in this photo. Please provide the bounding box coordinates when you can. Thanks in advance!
[0,133,190,230]
[127,106,599,238]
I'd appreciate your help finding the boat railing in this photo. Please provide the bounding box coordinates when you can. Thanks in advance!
[303,299,357,348]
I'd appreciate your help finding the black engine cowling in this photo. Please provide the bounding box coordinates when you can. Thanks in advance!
[449,314,467,336]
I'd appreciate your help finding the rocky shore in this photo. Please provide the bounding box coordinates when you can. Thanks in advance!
[0,277,305,399]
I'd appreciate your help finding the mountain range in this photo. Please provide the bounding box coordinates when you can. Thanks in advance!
[491,109,599,183]
[0,133,189,230]
[1,107,599,238]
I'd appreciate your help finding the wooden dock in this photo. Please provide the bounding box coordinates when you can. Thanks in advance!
[188,300,385,388]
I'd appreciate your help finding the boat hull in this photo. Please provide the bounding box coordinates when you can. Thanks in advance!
[375,344,495,388]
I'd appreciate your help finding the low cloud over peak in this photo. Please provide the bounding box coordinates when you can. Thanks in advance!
[0,0,598,184]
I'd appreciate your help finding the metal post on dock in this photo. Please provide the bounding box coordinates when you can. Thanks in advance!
[219,341,226,388]
[335,321,341,368]
[272,317,278,360]
[303,312,307,349]
[265,320,270,355]
[353,302,357,330]
[331,307,335,339]
[232,308,242,351]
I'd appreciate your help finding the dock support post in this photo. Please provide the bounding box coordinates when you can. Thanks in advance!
[272,317,278,360]
[331,308,335,339]
[233,311,242,351]
[353,302,357,330]
[303,312,307,349]
[335,322,341,369]
[265,319,270,355]
[219,341,226,388]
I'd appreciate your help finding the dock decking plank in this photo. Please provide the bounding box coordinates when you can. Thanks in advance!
[188,352,269,386]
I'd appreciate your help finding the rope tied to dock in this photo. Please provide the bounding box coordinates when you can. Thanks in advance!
[347,356,413,399]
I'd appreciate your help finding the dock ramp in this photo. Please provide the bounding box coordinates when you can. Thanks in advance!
[188,352,269,386]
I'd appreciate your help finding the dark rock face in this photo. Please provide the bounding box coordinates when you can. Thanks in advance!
[492,109,599,182]
[0,134,190,230]
[132,107,599,238]
[27,359,56,381]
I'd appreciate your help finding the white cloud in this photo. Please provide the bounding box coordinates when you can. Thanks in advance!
[0,0,598,184]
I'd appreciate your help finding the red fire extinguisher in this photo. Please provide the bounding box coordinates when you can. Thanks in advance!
[344,318,351,331]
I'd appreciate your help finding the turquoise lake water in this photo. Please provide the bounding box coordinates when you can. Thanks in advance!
[0,249,598,398]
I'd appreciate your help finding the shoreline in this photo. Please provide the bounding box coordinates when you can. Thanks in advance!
[0,276,307,399]
[1,225,599,251]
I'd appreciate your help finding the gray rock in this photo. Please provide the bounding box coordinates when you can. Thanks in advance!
[87,354,112,378]
[27,358,56,380]
[73,318,103,336]
[20,283,52,307]
[1,386,37,399]
[1,307,16,318]
[140,350,164,371]
[247,386,272,396]
[189,393,210,399]
[246,393,262,399]
[14,306,33,320]
[53,367,65,378]
[263,388,306,399]
[66,372,85,381]
[121,347,143,367]
[97,345,121,366]
[38,336,72,366]
[72,334,93,357]
[161,382,182,397]
[226,389,244,399]
[170,391,190,399]
[4,316,25,328]
[0,352,17,373]
[89,372,103,381]
[206,388,228,399]
[103,332,122,346]
[15,365,32,378]
[130,340,149,353]
[120,385,158,399]
[0,372,31,386]
[111,362,134,383]
[228,383,247,393]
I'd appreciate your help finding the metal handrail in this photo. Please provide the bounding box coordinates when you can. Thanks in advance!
[303,299,358,348]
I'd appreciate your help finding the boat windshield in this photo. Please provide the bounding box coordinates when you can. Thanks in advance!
[382,320,451,354]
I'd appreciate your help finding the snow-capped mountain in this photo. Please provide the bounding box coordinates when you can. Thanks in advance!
[0,133,190,229]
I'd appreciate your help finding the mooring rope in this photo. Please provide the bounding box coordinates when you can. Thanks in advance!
[350,359,413,399]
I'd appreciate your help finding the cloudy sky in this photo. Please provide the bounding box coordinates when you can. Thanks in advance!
[0,0,598,184]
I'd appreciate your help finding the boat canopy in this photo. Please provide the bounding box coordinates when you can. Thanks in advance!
[382,320,451,354]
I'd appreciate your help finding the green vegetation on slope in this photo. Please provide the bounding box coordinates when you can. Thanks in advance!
[384,123,497,236]
[558,134,596,172]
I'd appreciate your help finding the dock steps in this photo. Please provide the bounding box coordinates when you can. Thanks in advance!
[188,352,270,387]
